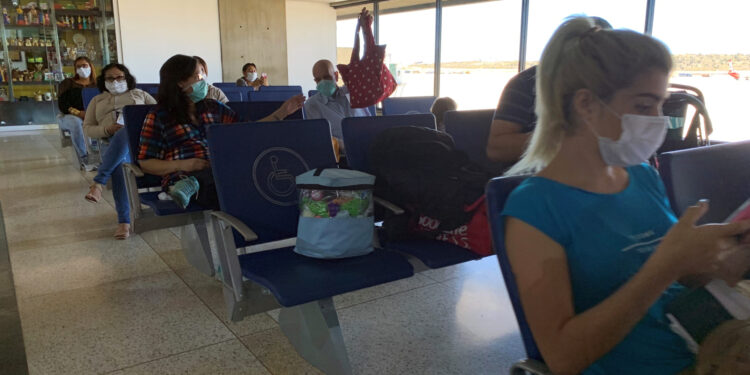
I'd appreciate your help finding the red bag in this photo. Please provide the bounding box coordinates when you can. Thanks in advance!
[337,10,397,108]
[412,196,493,257]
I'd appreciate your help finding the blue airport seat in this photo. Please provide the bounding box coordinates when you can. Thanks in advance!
[135,83,159,96]
[212,82,238,89]
[81,87,99,110]
[486,175,551,375]
[226,101,303,122]
[307,89,376,116]
[341,114,483,270]
[444,109,505,174]
[122,105,215,276]
[382,96,436,115]
[247,90,300,102]
[206,119,414,374]
[341,114,436,173]
[223,90,243,102]
[259,85,303,93]
[658,140,750,224]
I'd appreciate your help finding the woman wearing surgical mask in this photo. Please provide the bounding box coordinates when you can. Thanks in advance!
[137,55,303,211]
[236,62,268,89]
[193,55,228,103]
[58,56,97,170]
[83,63,156,239]
[500,17,750,375]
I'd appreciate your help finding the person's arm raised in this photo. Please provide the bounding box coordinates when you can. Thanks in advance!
[505,201,750,375]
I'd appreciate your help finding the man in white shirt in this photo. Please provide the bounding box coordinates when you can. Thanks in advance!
[304,59,370,148]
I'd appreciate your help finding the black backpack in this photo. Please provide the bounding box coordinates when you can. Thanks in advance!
[369,126,490,238]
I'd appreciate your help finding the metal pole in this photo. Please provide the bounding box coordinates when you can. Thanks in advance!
[518,0,529,72]
[433,0,442,97]
[0,6,14,101]
[644,0,656,35]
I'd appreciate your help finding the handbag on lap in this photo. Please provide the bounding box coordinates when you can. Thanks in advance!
[337,9,397,108]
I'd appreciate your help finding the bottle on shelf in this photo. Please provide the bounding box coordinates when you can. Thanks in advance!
[2,7,10,25]
[82,16,87,29]
[77,16,83,30]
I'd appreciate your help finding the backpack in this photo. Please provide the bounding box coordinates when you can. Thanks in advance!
[369,126,490,240]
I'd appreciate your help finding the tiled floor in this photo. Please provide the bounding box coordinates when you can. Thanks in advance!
[0,130,525,375]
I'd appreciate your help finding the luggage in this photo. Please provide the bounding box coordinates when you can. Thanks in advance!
[370,126,492,255]
[337,9,397,108]
[294,168,375,259]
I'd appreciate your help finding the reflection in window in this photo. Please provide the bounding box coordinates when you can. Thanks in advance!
[653,0,750,142]
[440,0,521,110]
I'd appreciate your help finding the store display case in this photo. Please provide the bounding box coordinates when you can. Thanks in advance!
[0,0,117,125]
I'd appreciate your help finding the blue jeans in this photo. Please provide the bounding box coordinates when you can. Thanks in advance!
[59,114,87,161]
[93,129,131,224]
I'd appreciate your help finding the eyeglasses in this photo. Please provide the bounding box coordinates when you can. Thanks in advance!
[105,76,126,83]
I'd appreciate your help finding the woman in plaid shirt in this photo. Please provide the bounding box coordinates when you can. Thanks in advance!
[137,54,304,209]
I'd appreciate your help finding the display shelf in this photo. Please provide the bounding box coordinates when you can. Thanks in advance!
[2,24,53,29]
[7,45,55,51]
[1,81,54,86]
[54,9,112,17]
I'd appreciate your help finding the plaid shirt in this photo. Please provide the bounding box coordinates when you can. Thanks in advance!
[137,99,238,187]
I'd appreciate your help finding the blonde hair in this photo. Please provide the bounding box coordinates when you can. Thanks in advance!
[696,319,750,375]
[507,17,673,175]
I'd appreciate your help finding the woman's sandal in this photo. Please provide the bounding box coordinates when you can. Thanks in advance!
[114,223,130,240]
[85,183,103,203]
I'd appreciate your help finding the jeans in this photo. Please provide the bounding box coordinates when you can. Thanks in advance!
[93,129,131,224]
[58,114,87,161]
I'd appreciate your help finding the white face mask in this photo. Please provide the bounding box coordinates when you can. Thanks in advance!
[591,109,668,167]
[105,80,128,94]
[76,66,91,78]
[246,72,258,81]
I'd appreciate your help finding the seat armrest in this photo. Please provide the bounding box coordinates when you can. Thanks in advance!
[374,197,405,215]
[123,163,144,177]
[209,211,259,242]
[510,359,551,375]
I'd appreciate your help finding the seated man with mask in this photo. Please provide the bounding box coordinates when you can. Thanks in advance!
[304,59,370,158]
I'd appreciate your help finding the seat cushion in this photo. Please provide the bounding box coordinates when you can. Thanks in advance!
[139,192,204,216]
[384,238,483,269]
[238,247,414,307]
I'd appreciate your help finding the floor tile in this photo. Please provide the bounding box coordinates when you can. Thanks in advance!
[241,328,324,375]
[18,272,234,375]
[176,266,279,337]
[109,339,270,375]
[11,235,170,299]
[337,268,524,374]
[4,203,117,251]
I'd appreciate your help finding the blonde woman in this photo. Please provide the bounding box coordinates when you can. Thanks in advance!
[501,17,750,374]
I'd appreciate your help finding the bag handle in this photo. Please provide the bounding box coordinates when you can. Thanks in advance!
[350,18,361,64]
[313,168,326,176]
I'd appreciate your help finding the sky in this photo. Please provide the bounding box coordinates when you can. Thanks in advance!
[336,0,750,65]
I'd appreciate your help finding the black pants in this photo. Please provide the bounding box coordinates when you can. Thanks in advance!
[187,168,220,210]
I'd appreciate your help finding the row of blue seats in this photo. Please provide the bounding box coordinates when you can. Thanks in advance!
[80,85,304,109]
[118,106,501,373]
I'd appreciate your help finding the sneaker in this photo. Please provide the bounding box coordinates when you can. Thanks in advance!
[169,176,200,209]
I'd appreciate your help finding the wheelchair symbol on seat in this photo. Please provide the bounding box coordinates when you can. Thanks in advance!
[252,147,309,206]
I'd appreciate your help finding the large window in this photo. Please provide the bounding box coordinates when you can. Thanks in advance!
[652,0,750,142]
[379,4,436,97]
[526,0,647,68]
[440,0,522,110]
